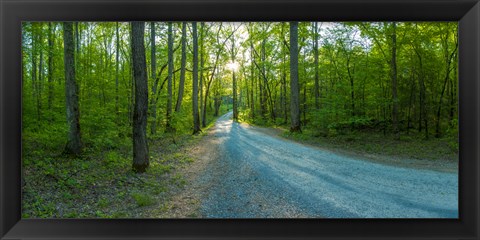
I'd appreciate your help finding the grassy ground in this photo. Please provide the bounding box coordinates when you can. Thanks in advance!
[22,109,226,218]
[238,111,458,163]
[280,127,458,162]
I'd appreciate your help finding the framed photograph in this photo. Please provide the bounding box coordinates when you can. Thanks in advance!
[1,0,479,239]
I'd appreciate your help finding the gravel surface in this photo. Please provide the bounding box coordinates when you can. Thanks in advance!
[196,112,458,218]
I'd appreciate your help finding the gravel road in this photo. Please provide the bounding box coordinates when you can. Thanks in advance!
[197,112,458,218]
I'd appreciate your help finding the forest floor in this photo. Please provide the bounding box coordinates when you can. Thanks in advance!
[164,112,458,218]
[22,112,223,218]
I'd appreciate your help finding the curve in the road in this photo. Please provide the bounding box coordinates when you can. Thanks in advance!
[198,112,458,218]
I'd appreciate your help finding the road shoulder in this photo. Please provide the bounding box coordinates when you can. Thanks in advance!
[238,122,458,173]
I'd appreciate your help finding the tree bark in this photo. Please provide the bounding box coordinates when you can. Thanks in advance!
[166,22,174,131]
[47,22,55,110]
[63,22,82,155]
[115,22,120,120]
[176,22,187,112]
[199,23,205,127]
[192,22,201,134]
[250,43,255,119]
[131,22,149,173]
[289,22,301,132]
[231,34,238,121]
[435,30,457,138]
[281,23,287,124]
[149,22,157,134]
[313,22,320,110]
[414,46,428,139]
[37,30,44,120]
[390,22,399,139]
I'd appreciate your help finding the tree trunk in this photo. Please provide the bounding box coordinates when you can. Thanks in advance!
[303,80,307,126]
[166,22,174,131]
[281,23,288,124]
[31,26,37,117]
[415,49,429,139]
[149,22,157,134]
[115,22,120,121]
[390,22,399,139]
[63,22,82,155]
[289,22,301,132]
[435,32,457,138]
[346,54,355,120]
[199,23,205,127]
[176,22,187,112]
[250,43,255,119]
[406,69,416,134]
[37,31,44,120]
[131,22,149,173]
[47,22,55,110]
[313,22,320,110]
[192,22,201,134]
[260,39,267,119]
[231,35,238,121]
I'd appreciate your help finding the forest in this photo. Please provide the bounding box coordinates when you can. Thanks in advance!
[22,22,458,218]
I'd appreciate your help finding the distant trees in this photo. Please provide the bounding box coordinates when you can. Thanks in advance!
[22,21,459,174]
[63,22,82,155]
[131,22,149,173]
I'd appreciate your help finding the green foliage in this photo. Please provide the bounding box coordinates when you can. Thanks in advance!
[21,21,458,218]
[131,192,156,207]
[170,111,193,135]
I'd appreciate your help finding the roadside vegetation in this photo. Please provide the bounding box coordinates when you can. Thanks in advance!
[22,105,229,218]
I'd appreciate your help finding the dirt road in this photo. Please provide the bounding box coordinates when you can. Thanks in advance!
[187,112,458,218]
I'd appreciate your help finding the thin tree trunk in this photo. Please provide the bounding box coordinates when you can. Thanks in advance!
[391,22,399,139]
[346,54,355,120]
[231,34,238,121]
[435,33,457,138]
[63,22,82,155]
[289,22,301,132]
[250,42,255,119]
[313,22,320,110]
[282,23,288,124]
[199,23,205,126]
[406,69,416,134]
[303,80,307,126]
[37,31,44,120]
[192,22,201,134]
[166,22,174,131]
[449,64,456,125]
[415,48,428,139]
[149,22,157,134]
[47,22,55,110]
[31,26,39,120]
[260,39,267,119]
[115,22,120,120]
[175,22,187,112]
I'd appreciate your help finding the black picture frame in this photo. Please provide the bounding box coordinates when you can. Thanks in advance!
[1,0,479,239]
